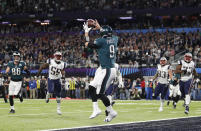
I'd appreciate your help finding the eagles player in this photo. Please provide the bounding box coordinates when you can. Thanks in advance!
[175,53,198,114]
[167,73,181,109]
[5,52,30,113]
[37,51,66,115]
[83,20,118,122]
[153,57,173,112]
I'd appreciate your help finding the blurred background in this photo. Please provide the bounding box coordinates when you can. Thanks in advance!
[0,0,200,100]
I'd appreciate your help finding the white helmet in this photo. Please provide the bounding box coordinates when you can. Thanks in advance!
[184,53,192,63]
[54,51,62,62]
[160,57,167,66]
[13,52,20,62]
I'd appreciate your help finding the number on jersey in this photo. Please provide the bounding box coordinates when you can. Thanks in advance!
[50,67,60,76]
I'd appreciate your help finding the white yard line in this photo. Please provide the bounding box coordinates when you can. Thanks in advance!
[40,115,201,131]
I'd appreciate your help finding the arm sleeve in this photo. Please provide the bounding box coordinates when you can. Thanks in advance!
[88,42,99,49]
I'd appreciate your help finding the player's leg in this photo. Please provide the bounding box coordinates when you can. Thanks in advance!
[172,84,181,109]
[100,68,117,122]
[159,84,169,112]
[89,67,105,119]
[46,78,54,103]
[179,80,185,107]
[105,85,115,116]
[184,79,193,114]
[167,85,173,106]
[55,79,62,115]
[8,81,15,113]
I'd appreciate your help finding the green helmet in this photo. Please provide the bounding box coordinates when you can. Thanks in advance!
[100,25,112,37]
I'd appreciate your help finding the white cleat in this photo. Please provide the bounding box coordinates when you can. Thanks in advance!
[57,109,62,115]
[158,106,163,112]
[89,109,101,119]
[104,110,117,122]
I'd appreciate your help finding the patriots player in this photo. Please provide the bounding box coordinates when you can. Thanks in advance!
[175,53,198,114]
[153,57,173,112]
[83,20,118,122]
[37,51,67,115]
[5,52,30,113]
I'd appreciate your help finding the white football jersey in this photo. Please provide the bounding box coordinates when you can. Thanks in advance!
[47,59,66,80]
[157,64,170,84]
[178,60,195,81]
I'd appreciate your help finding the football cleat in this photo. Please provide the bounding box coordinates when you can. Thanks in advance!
[9,109,15,114]
[19,96,23,103]
[184,106,189,115]
[158,106,163,112]
[89,109,101,119]
[46,98,49,103]
[57,109,62,115]
[104,110,117,122]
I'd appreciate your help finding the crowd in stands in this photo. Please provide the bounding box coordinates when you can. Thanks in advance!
[0,24,200,69]
[0,0,201,15]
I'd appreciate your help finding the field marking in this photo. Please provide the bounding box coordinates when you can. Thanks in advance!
[40,115,201,131]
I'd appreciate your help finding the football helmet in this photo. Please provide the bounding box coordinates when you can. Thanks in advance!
[100,25,112,37]
[184,53,192,63]
[13,52,20,62]
[160,57,167,66]
[54,51,62,62]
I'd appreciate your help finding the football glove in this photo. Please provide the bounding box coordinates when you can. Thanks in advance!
[83,22,92,33]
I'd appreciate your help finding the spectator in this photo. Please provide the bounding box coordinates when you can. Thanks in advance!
[141,78,146,98]
[69,77,75,98]
[75,77,81,99]
[80,78,86,99]
[29,77,37,99]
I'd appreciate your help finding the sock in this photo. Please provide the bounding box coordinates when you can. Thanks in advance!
[160,98,165,107]
[56,97,61,110]
[92,102,99,111]
[46,92,50,100]
[107,95,112,104]
[185,94,190,106]
[106,105,114,112]
[9,96,14,109]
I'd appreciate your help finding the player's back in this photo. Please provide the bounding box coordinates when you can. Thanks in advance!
[95,35,118,68]
[48,59,65,80]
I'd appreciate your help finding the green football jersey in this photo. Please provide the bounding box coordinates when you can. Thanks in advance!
[94,35,118,68]
[7,61,26,81]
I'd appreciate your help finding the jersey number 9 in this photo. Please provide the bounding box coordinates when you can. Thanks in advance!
[109,45,115,58]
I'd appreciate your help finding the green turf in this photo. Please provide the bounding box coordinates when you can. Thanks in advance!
[0,99,201,131]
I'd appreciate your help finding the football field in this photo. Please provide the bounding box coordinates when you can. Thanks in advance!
[0,99,201,131]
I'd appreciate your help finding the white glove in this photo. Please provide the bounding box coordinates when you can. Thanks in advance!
[118,82,124,88]
[83,22,92,33]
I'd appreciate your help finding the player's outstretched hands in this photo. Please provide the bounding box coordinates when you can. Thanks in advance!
[83,22,92,33]
[93,19,101,30]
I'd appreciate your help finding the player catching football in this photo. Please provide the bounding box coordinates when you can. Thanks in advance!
[83,19,118,122]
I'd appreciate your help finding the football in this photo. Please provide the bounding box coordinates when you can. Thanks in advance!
[87,19,95,27]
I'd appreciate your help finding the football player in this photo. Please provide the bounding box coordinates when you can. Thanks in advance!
[37,51,67,115]
[5,52,30,113]
[83,20,118,122]
[105,63,123,116]
[175,53,198,114]
[167,72,181,109]
[153,57,173,112]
